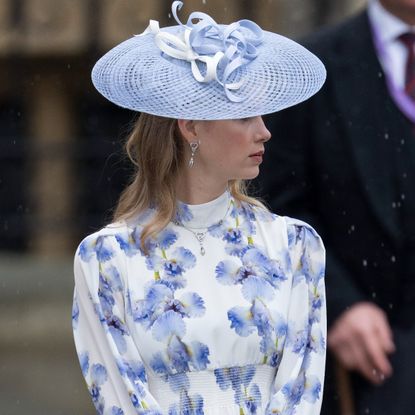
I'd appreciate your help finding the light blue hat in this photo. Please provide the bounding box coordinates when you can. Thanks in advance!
[92,1,326,120]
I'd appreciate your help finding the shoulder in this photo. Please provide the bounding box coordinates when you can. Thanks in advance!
[283,216,325,254]
[75,221,130,264]
[239,201,289,230]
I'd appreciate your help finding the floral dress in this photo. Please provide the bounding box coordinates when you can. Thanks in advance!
[72,191,326,415]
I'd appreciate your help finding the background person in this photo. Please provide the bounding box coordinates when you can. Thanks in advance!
[257,0,415,414]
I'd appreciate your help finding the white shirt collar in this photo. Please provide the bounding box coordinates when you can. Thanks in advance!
[176,190,231,229]
[368,0,413,44]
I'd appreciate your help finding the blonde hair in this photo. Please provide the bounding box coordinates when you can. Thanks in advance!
[113,113,266,251]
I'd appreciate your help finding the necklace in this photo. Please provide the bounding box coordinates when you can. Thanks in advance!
[174,197,232,256]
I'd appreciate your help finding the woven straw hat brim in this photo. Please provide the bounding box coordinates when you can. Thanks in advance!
[92,27,326,120]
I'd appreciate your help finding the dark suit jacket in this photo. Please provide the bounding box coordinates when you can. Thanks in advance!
[257,10,415,329]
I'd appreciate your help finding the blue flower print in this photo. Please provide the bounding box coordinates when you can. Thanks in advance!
[150,337,210,375]
[189,341,210,370]
[309,324,326,355]
[258,312,287,365]
[133,282,173,329]
[168,392,204,415]
[216,249,286,290]
[287,321,309,355]
[102,265,123,292]
[91,392,105,415]
[228,306,255,337]
[209,218,253,257]
[224,228,243,244]
[241,276,275,303]
[293,249,324,288]
[214,365,261,414]
[167,372,190,394]
[117,358,147,385]
[91,363,108,386]
[215,260,242,285]
[175,203,193,224]
[309,289,324,325]
[117,227,178,258]
[96,266,130,354]
[133,282,205,331]
[109,407,124,415]
[251,299,273,338]
[260,335,283,368]
[113,219,209,411]
[115,230,142,257]
[166,374,204,415]
[239,203,256,222]
[150,351,170,375]
[130,393,163,414]
[89,363,108,415]
[281,370,321,410]
[116,358,147,400]
[244,383,262,415]
[303,375,322,403]
[164,247,196,277]
[79,351,89,377]
[80,235,114,263]
[179,292,206,317]
[220,257,289,365]
[72,297,79,328]
[228,300,282,365]
[282,371,306,408]
[152,310,186,342]
[98,282,115,317]
[156,229,179,251]
[145,247,196,289]
[238,204,257,236]
[167,336,197,373]
[242,248,287,289]
[108,317,128,354]
[208,200,261,257]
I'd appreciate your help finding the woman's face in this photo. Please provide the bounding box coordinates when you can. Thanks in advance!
[193,116,271,181]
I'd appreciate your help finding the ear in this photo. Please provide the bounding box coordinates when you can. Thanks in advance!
[177,119,197,144]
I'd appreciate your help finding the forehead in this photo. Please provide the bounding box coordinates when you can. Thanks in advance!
[198,119,238,131]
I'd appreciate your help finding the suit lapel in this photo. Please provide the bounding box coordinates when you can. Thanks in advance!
[330,12,403,245]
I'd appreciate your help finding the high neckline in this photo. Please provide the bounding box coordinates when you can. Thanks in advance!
[176,191,231,229]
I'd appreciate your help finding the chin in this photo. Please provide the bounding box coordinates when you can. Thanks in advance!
[238,169,260,180]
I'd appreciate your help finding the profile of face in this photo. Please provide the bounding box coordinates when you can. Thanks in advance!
[179,116,271,183]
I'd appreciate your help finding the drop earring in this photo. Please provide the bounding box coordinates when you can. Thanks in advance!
[188,141,199,168]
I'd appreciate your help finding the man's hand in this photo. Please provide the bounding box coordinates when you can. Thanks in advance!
[328,302,395,384]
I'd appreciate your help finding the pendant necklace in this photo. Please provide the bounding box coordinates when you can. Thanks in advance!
[174,198,232,256]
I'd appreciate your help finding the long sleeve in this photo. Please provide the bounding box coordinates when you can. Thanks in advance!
[265,219,326,415]
[72,231,163,415]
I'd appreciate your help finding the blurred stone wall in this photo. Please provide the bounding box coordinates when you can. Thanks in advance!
[0,1,365,414]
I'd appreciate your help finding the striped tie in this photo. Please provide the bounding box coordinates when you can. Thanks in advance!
[399,32,415,101]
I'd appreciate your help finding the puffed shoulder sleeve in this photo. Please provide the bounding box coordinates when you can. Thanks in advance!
[266,218,326,415]
[72,230,163,415]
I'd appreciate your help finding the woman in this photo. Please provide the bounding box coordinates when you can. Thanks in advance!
[72,2,327,414]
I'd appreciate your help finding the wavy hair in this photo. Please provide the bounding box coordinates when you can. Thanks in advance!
[113,113,265,251]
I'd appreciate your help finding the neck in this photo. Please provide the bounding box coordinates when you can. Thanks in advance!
[175,166,228,205]
[379,0,415,26]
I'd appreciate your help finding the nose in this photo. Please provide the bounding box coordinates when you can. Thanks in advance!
[254,116,271,142]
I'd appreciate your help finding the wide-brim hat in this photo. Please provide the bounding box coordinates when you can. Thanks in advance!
[92,1,326,120]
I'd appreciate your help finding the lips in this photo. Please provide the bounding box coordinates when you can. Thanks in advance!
[249,151,264,157]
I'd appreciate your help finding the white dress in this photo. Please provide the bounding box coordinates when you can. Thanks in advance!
[72,191,326,415]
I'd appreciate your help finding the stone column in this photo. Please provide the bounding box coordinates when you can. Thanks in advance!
[27,71,76,256]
